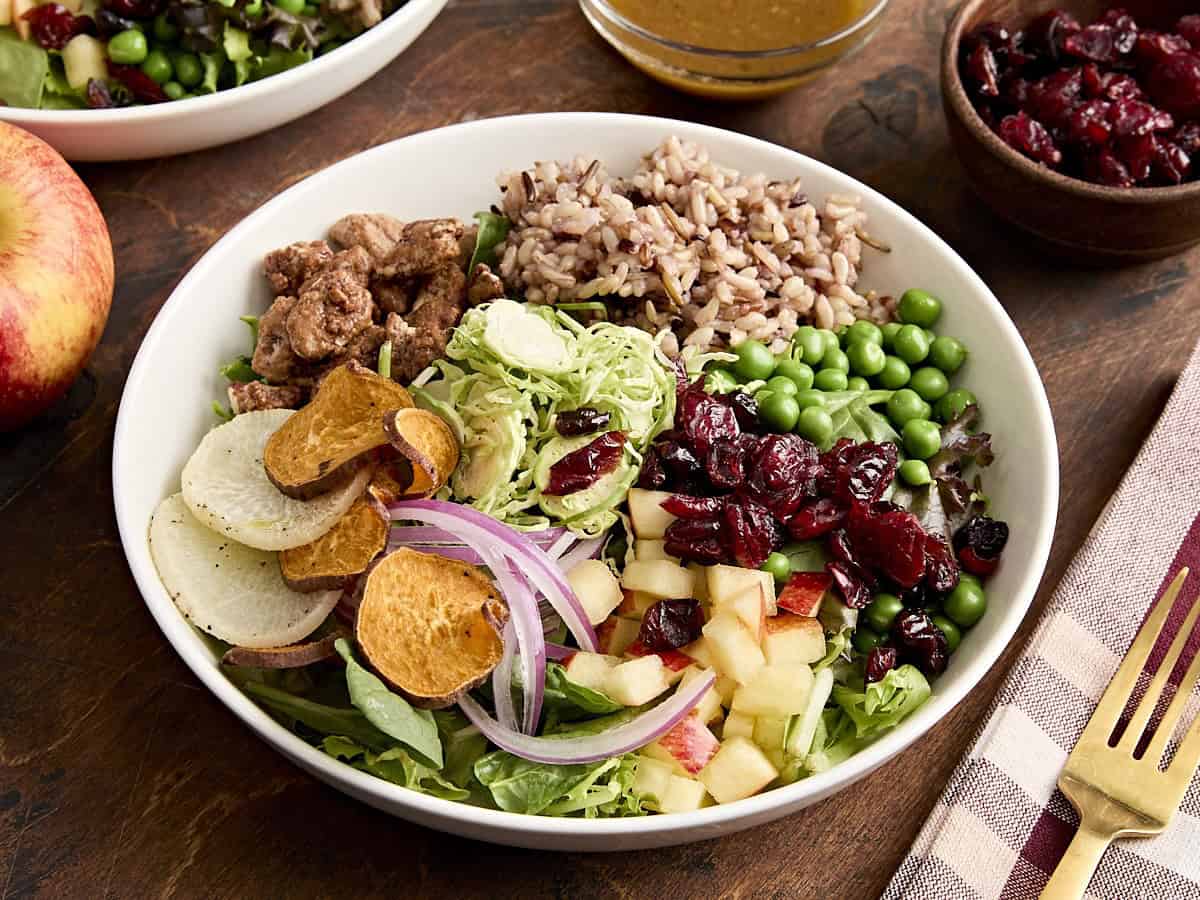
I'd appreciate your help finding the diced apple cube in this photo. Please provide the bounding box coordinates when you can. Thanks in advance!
[681,636,715,669]
[714,675,737,705]
[632,756,674,807]
[62,35,106,89]
[701,613,766,685]
[627,488,677,539]
[722,709,755,740]
[563,651,619,692]
[659,775,709,813]
[13,0,35,37]
[688,563,710,602]
[752,715,790,754]
[621,559,695,599]
[707,564,776,613]
[786,667,835,759]
[678,666,723,723]
[567,559,624,626]
[731,663,814,718]
[0,0,10,26]
[715,584,767,640]
[763,614,826,666]
[764,747,787,772]
[595,615,640,656]
[777,571,832,617]
[616,588,658,620]
[635,539,678,562]
[625,642,692,684]
[604,655,670,706]
[699,736,779,803]
[651,713,720,775]
[818,593,859,633]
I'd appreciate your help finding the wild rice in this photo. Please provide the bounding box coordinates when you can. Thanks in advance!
[496,136,893,353]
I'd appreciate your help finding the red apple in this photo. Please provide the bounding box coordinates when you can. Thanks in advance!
[625,640,694,672]
[0,123,113,431]
[777,571,832,617]
[653,713,719,775]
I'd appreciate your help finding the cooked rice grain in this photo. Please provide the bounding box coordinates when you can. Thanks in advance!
[496,136,892,353]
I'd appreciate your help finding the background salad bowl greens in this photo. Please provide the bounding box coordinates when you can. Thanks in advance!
[0,0,446,160]
[113,113,1059,850]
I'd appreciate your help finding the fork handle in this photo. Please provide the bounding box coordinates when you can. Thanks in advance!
[1039,824,1113,900]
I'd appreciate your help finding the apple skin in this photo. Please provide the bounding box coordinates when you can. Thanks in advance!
[0,122,114,431]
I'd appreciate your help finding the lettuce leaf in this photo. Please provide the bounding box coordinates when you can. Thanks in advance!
[0,27,48,109]
[830,663,931,740]
[242,680,397,751]
[541,662,623,722]
[432,709,488,790]
[468,211,510,272]
[319,737,469,801]
[473,752,646,817]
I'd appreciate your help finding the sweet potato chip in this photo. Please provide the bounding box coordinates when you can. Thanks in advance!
[279,494,390,592]
[383,408,460,498]
[356,547,508,708]
[221,633,342,669]
[264,362,414,499]
[367,451,414,505]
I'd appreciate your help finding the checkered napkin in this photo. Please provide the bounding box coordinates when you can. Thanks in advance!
[882,341,1200,900]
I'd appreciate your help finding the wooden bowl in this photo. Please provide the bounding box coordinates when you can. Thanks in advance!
[941,0,1200,264]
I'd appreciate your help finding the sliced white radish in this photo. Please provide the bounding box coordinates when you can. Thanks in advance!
[150,494,339,647]
[182,409,370,551]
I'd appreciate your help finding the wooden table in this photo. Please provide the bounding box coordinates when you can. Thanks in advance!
[4,0,1199,896]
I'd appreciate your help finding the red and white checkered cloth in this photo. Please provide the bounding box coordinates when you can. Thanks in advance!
[883,341,1200,900]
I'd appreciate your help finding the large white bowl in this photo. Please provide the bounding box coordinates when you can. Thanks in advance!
[113,113,1059,851]
[0,0,446,161]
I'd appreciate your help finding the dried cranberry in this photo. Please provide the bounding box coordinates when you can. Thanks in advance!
[725,391,759,431]
[836,442,899,505]
[1099,9,1137,53]
[1134,31,1192,67]
[851,508,928,589]
[637,448,667,489]
[787,497,847,540]
[924,536,960,593]
[555,407,611,437]
[722,500,782,569]
[954,515,1010,561]
[1024,9,1081,62]
[1064,24,1119,63]
[1178,15,1200,49]
[1026,68,1083,128]
[892,609,950,676]
[1065,98,1112,145]
[106,63,168,103]
[1084,147,1134,186]
[748,433,820,492]
[998,112,1064,167]
[826,560,873,609]
[660,493,725,519]
[865,646,898,684]
[959,546,1000,576]
[1145,53,1200,120]
[705,439,745,489]
[828,528,858,568]
[658,441,702,484]
[1001,74,1032,108]
[678,380,740,452]
[1172,121,1200,156]
[965,21,1013,53]
[1109,99,1173,138]
[965,43,1001,97]
[94,6,138,35]
[102,0,161,18]
[1116,134,1156,182]
[544,431,626,496]
[23,3,87,49]
[1152,139,1191,184]
[638,599,705,652]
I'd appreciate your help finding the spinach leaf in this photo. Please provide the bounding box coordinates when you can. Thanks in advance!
[433,709,489,790]
[319,737,469,801]
[335,639,443,769]
[220,356,260,383]
[242,681,395,751]
[474,752,598,814]
[541,662,623,721]
[0,27,48,109]
[468,211,510,271]
[849,398,900,444]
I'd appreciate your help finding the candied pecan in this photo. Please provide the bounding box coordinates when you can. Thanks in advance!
[378,219,466,280]
[467,263,506,305]
[285,247,375,361]
[390,264,468,382]
[227,381,306,415]
[263,240,334,295]
[329,213,408,269]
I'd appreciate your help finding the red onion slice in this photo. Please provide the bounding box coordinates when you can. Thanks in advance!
[554,536,605,575]
[492,618,520,733]
[545,642,573,661]
[458,669,715,764]
[481,546,546,735]
[389,525,564,548]
[389,500,598,652]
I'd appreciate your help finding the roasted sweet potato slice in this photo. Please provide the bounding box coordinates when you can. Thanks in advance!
[382,408,459,498]
[367,451,414,505]
[263,362,414,499]
[221,633,342,669]
[279,495,390,592]
[356,547,507,708]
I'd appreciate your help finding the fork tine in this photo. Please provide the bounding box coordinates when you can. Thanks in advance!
[1149,635,1200,772]
[1118,581,1200,754]
[1079,569,1190,746]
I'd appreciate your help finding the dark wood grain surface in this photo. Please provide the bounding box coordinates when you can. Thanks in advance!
[3,1,1199,897]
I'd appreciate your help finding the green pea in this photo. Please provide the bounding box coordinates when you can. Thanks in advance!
[141,49,173,84]
[761,552,792,584]
[733,339,776,382]
[706,368,739,394]
[758,392,800,433]
[163,80,185,100]
[765,375,799,397]
[902,418,942,460]
[773,359,813,391]
[936,388,977,423]
[792,326,825,366]
[898,288,943,327]
[893,324,930,365]
[153,12,178,41]
[945,580,987,628]
[958,572,982,590]
[818,329,840,355]
[910,366,950,403]
[877,355,911,390]
[932,615,962,653]
[853,627,884,654]
[887,388,927,427]
[273,0,306,13]
[174,52,203,87]
[795,389,826,410]
[929,335,968,374]
[880,321,902,351]
[846,340,886,377]
[813,368,848,392]
[898,459,932,486]
[820,346,850,373]
[864,593,903,633]
[244,0,263,13]
[924,328,938,346]
[795,406,834,445]
[844,320,883,347]
[107,28,149,65]
[846,376,869,392]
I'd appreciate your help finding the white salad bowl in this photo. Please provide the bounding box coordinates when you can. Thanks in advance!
[113,112,1059,851]
[0,0,446,161]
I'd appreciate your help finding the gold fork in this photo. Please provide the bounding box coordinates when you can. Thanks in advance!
[1041,568,1200,900]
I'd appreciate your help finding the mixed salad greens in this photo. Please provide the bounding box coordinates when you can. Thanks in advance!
[0,0,403,109]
